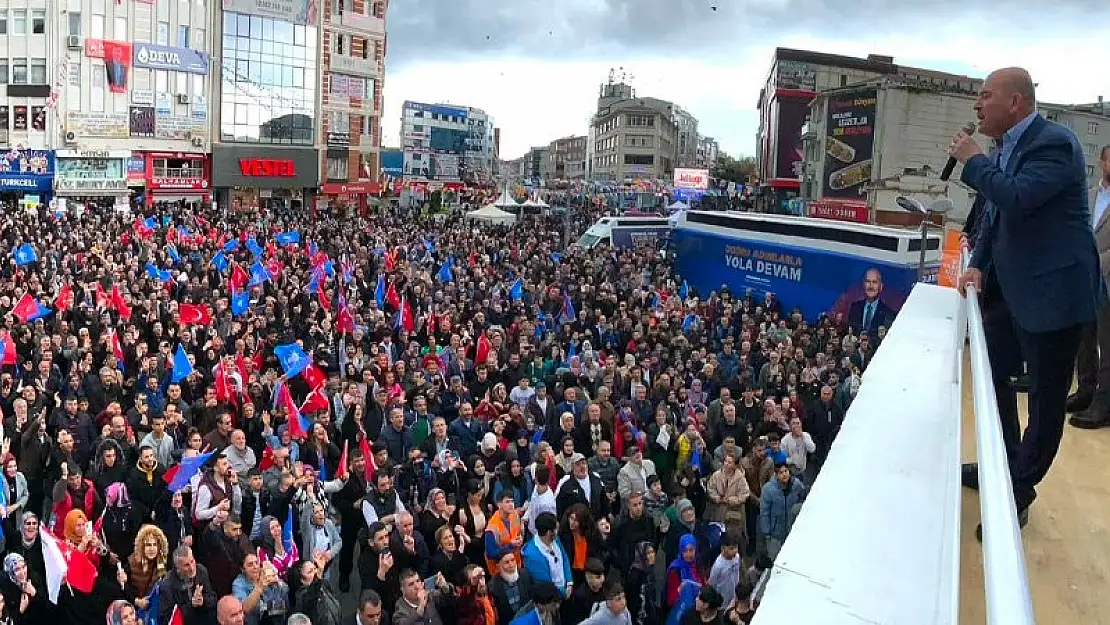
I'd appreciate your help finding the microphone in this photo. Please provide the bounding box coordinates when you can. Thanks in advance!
[941,122,978,182]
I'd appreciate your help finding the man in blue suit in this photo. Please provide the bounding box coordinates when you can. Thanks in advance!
[847,268,895,335]
[954,68,1104,535]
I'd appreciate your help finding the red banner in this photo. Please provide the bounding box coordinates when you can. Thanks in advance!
[809,198,870,224]
[102,41,132,94]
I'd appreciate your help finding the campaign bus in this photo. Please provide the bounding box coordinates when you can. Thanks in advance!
[576,216,671,250]
[672,211,941,323]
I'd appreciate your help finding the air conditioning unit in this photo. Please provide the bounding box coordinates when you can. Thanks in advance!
[64,131,77,144]
[67,35,82,49]
[176,94,190,104]
[191,137,204,147]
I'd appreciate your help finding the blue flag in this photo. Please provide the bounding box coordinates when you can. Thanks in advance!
[211,252,229,273]
[509,608,542,625]
[166,244,181,265]
[423,238,435,253]
[436,258,454,282]
[275,231,301,246]
[232,289,250,317]
[682,313,698,333]
[559,293,576,324]
[307,240,318,257]
[374,274,386,308]
[680,280,689,300]
[166,451,215,493]
[318,457,328,482]
[138,580,162,625]
[28,301,52,322]
[550,252,561,264]
[171,344,194,383]
[665,581,702,625]
[282,507,295,553]
[274,342,310,378]
[223,239,240,253]
[143,217,158,231]
[248,262,270,287]
[13,243,36,266]
[509,278,523,301]
[145,262,161,280]
[246,237,263,256]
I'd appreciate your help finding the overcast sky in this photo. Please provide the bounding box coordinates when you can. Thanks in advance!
[380,0,1109,160]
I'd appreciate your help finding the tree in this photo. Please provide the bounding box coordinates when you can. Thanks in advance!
[712,155,757,184]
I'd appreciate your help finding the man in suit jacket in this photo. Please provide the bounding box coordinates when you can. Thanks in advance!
[343,589,384,625]
[954,68,1104,530]
[1071,145,1110,428]
[847,268,895,335]
[555,453,608,519]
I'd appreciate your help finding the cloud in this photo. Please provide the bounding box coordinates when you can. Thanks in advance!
[380,1,1109,159]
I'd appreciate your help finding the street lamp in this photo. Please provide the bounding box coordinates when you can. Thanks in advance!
[896,195,954,281]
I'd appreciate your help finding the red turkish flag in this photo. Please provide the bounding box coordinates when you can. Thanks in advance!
[303,364,326,390]
[385,281,400,310]
[110,285,131,320]
[336,440,349,480]
[229,263,249,291]
[55,284,74,311]
[179,304,212,326]
[300,387,330,415]
[11,293,38,324]
[475,331,492,366]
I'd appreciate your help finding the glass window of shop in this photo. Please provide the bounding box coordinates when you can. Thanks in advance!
[57,158,124,180]
[153,156,204,179]
[220,12,316,145]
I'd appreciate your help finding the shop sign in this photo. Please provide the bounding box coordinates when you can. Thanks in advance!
[321,181,381,195]
[330,54,378,78]
[66,112,129,139]
[342,12,385,35]
[132,90,155,106]
[55,178,128,193]
[132,43,210,74]
[809,198,870,224]
[327,132,350,148]
[0,149,54,192]
[239,158,297,177]
[150,177,208,191]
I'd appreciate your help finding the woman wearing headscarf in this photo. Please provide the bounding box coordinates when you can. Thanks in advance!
[125,525,167,614]
[665,533,704,609]
[625,542,661,625]
[256,515,298,581]
[491,458,533,511]
[5,514,44,591]
[0,455,28,544]
[1,553,48,623]
[63,509,103,570]
[419,488,455,547]
[104,599,138,625]
[101,483,141,560]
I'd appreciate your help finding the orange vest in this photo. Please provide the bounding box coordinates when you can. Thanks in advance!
[484,511,523,574]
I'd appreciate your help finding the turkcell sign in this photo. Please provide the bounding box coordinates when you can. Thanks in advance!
[133,43,210,74]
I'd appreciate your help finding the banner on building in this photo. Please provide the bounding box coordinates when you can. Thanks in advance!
[102,41,132,94]
[821,88,877,200]
[132,43,209,74]
[222,0,318,26]
[775,98,809,180]
[130,107,156,137]
[67,112,129,138]
[156,116,205,141]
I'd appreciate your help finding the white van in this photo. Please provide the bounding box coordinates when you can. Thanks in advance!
[575,216,671,250]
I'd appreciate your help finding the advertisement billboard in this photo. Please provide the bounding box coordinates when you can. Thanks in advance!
[132,43,209,74]
[130,107,155,137]
[822,88,877,200]
[674,168,709,190]
[611,225,671,250]
[672,227,932,323]
[221,0,318,25]
[775,98,809,180]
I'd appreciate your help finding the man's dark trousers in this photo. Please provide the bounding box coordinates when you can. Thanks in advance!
[982,271,1083,510]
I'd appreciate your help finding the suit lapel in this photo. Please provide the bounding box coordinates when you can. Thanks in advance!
[1005,114,1046,174]
[1095,199,1110,234]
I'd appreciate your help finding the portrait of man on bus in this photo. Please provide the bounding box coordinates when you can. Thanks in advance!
[848,268,894,334]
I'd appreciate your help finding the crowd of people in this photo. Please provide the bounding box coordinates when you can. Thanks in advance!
[0,195,870,625]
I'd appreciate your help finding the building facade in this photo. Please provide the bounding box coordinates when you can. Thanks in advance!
[1040,101,1110,196]
[672,105,698,168]
[757,47,982,212]
[319,0,386,208]
[548,135,586,179]
[0,1,52,209]
[212,5,320,212]
[696,134,719,170]
[521,145,549,181]
[400,99,494,189]
[589,81,677,181]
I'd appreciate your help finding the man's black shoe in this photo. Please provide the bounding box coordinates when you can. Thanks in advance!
[339,578,350,593]
[1011,375,1033,393]
[961,463,979,490]
[1066,392,1094,413]
[1070,405,1110,429]
[975,506,1029,542]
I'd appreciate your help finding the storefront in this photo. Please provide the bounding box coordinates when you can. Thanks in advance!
[211,145,318,214]
[0,149,55,212]
[320,181,382,217]
[53,150,131,210]
[141,151,211,207]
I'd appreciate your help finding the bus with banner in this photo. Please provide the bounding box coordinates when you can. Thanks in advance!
[672,211,942,324]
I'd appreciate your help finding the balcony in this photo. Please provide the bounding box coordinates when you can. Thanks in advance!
[153,167,204,179]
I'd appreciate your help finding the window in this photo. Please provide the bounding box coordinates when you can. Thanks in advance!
[193,28,206,49]
[91,15,104,39]
[115,17,128,40]
[1086,143,1097,157]
[157,22,169,45]
[31,106,45,131]
[0,12,7,35]
[0,61,7,84]
[192,74,203,96]
[69,61,81,87]
[1089,165,1096,178]
[32,10,45,34]
[1090,122,1100,135]
[327,157,347,180]
[92,63,106,112]
[329,110,350,133]
[176,72,187,94]
[178,25,189,46]
[68,13,81,37]
[11,60,27,85]
[840,74,848,87]
[12,10,26,35]
[30,59,46,85]
[0,107,7,131]
[624,154,654,166]
[155,70,168,93]
[13,106,27,131]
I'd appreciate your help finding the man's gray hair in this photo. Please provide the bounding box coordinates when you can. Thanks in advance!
[172,545,193,562]
[287,615,312,625]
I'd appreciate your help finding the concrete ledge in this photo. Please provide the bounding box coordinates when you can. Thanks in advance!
[752,284,964,625]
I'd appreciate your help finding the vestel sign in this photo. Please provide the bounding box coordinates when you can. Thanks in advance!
[238,158,297,177]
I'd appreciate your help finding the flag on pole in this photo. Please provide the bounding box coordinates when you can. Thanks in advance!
[170,344,194,383]
[336,440,349,480]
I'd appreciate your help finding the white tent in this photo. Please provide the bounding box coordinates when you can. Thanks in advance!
[667,200,690,211]
[521,197,539,208]
[533,196,550,208]
[466,204,517,225]
[491,189,520,209]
